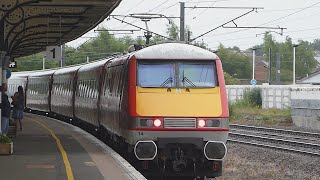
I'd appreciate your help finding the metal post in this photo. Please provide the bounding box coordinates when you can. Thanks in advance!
[61,43,65,67]
[0,19,5,134]
[3,56,10,85]
[0,20,4,51]
[43,57,45,70]
[252,49,256,80]
[0,51,5,134]
[276,53,281,83]
[268,48,271,84]
[142,20,152,45]
[293,44,299,85]
[180,2,185,42]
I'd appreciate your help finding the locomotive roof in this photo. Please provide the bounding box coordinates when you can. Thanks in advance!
[134,43,218,60]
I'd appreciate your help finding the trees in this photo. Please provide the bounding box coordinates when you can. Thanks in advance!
[261,33,317,82]
[13,25,318,84]
[216,44,251,80]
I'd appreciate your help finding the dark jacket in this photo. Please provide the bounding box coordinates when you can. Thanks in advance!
[13,92,24,111]
[1,92,11,118]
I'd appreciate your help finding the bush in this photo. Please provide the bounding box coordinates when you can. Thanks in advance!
[0,134,12,144]
[243,88,262,107]
[224,72,240,85]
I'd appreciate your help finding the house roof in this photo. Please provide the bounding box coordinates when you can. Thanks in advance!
[297,70,320,84]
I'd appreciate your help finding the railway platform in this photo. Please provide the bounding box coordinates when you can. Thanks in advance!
[0,113,146,180]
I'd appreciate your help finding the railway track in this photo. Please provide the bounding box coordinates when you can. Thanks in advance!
[228,124,320,156]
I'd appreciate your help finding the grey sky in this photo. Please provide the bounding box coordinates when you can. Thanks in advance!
[67,0,320,50]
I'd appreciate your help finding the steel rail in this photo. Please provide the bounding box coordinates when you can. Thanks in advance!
[229,132,320,148]
[230,124,320,138]
[231,129,319,142]
[227,139,320,156]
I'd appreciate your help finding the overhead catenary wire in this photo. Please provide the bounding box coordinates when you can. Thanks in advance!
[191,8,258,41]
[201,1,320,39]
[111,16,173,40]
[258,1,320,27]
[111,0,177,32]
[189,0,219,20]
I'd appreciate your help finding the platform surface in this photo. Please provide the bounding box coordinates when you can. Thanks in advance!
[0,113,146,180]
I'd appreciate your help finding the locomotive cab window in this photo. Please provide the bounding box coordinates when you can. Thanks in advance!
[137,63,175,87]
[179,62,217,87]
[137,60,218,88]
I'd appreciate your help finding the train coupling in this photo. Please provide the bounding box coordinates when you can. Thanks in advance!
[134,140,157,160]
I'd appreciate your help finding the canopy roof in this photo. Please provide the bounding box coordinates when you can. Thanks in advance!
[0,0,121,59]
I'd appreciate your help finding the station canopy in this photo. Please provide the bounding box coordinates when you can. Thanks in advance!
[0,0,121,59]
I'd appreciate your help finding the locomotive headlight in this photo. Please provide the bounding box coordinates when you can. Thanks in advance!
[153,119,162,127]
[140,118,162,127]
[197,118,222,127]
[198,119,206,127]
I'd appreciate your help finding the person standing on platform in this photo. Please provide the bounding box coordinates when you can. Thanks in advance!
[12,86,24,131]
[0,84,11,135]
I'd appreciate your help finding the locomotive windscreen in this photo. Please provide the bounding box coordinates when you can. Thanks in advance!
[137,61,218,88]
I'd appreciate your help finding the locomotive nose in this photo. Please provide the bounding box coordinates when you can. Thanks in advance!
[204,141,227,160]
[134,140,157,160]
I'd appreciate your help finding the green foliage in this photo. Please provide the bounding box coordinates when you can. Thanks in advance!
[13,26,319,77]
[0,134,12,144]
[230,103,292,125]
[231,88,262,108]
[243,88,262,107]
[217,44,252,79]
[15,29,145,70]
[14,53,59,72]
[224,72,240,85]
[166,23,179,40]
[192,40,208,49]
[261,32,317,82]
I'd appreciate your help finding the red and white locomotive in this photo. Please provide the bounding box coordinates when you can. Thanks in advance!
[8,43,229,179]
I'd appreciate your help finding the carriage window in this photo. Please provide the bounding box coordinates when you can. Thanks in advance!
[138,63,175,87]
[178,63,217,87]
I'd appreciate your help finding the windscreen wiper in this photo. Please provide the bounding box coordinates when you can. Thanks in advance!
[182,76,196,87]
[160,77,173,87]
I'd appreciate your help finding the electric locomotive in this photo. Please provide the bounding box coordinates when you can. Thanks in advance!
[126,43,229,178]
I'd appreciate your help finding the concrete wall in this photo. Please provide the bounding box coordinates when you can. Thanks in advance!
[291,87,320,131]
[226,85,291,109]
[226,85,320,130]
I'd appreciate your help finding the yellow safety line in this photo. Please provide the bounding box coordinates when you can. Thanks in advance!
[30,118,75,180]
